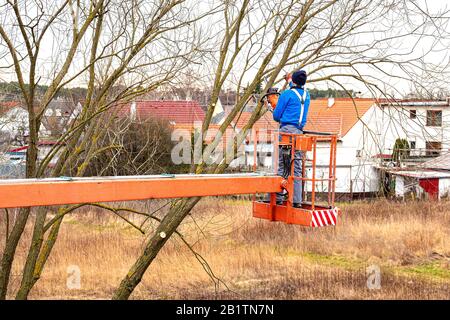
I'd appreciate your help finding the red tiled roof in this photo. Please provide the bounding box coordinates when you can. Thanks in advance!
[373,153,392,159]
[126,100,205,125]
[8,146,28,153]
[0,101,20,107]
[234,112,278,131]
[304,114,342,135]
[308,98,375,136]
[231,98,374,137]
[0,101,21,114]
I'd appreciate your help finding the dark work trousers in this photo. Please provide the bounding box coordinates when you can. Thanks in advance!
[276,125,303,204]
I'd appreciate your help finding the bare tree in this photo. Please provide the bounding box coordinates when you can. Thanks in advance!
[112,0,450,299]
[84,116,177,176]
[0,0,211,299]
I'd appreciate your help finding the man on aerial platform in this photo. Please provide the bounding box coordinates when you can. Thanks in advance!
[271,70,310,207]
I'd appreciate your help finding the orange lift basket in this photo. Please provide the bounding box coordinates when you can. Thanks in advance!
[252,131,340,227]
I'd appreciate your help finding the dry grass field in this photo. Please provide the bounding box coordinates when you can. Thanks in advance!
[2,198,449,299]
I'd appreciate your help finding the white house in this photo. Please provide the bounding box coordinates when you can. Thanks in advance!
[236,97,450,199]
[0,104,51,142]
[375,99,450,158]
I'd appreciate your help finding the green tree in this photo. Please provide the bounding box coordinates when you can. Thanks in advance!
[392,138,410,166]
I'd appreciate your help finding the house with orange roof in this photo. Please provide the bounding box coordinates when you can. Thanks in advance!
[224,98,381,197]
[305,97,380,197]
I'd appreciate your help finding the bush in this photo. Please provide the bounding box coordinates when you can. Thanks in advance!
[85,117,187,176]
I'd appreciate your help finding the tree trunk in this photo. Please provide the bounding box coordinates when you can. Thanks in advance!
[112,197,200,300]
[15,207,48,299]
[0,120,38,299]
[0,208,30,299]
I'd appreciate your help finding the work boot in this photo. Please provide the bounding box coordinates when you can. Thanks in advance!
[262,199,283,205]
[293,203,302,208]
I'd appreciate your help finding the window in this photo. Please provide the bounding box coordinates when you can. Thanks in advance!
[409,141,416,149]
[425,141,441,157]
[426,110,442,127]
[409,110,416,119]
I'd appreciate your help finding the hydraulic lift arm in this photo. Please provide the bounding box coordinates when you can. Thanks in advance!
[0,173,283,209]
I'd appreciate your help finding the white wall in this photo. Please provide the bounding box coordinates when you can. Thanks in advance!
[377,103,450,154]
[395,176,404,197]
[0,107,50,139]
[244,143,273,168]
[439,178,450,198]
[301,164,378,194]
[303,105,381,193]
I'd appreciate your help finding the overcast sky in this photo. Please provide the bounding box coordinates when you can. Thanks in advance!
[1,0,450,98]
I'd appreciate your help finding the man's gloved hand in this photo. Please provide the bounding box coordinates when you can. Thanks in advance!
[264,99,273,113]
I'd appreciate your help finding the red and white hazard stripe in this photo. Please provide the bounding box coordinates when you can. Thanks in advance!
[311,208,339,228]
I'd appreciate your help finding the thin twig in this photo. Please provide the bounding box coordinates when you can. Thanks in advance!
[4,208,9,243]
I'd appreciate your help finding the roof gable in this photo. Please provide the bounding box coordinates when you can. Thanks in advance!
[307,98,375,136]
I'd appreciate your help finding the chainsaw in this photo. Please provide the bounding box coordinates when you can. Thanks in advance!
[260,73,292,112]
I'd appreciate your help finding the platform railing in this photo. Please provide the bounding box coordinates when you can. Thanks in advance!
[252,130,338,211]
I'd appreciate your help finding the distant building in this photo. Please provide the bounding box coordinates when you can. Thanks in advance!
[0,98,82,144]
[42,98,83,136]
[122,100,205,126]
[0,104,51,144]
[386,152,450,199]
[375,99,450,161]
[5,140,64,166]
[302,98,377,198]
[0,99,79,176]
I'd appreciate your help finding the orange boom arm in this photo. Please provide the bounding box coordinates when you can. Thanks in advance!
[0,174,283,209]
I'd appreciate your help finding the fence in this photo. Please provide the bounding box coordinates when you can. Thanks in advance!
[0,161,26,179]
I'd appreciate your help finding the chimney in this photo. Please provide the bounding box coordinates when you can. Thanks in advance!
[186,89,192,101]
[327,97,335,108]
[130,101,137,121]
